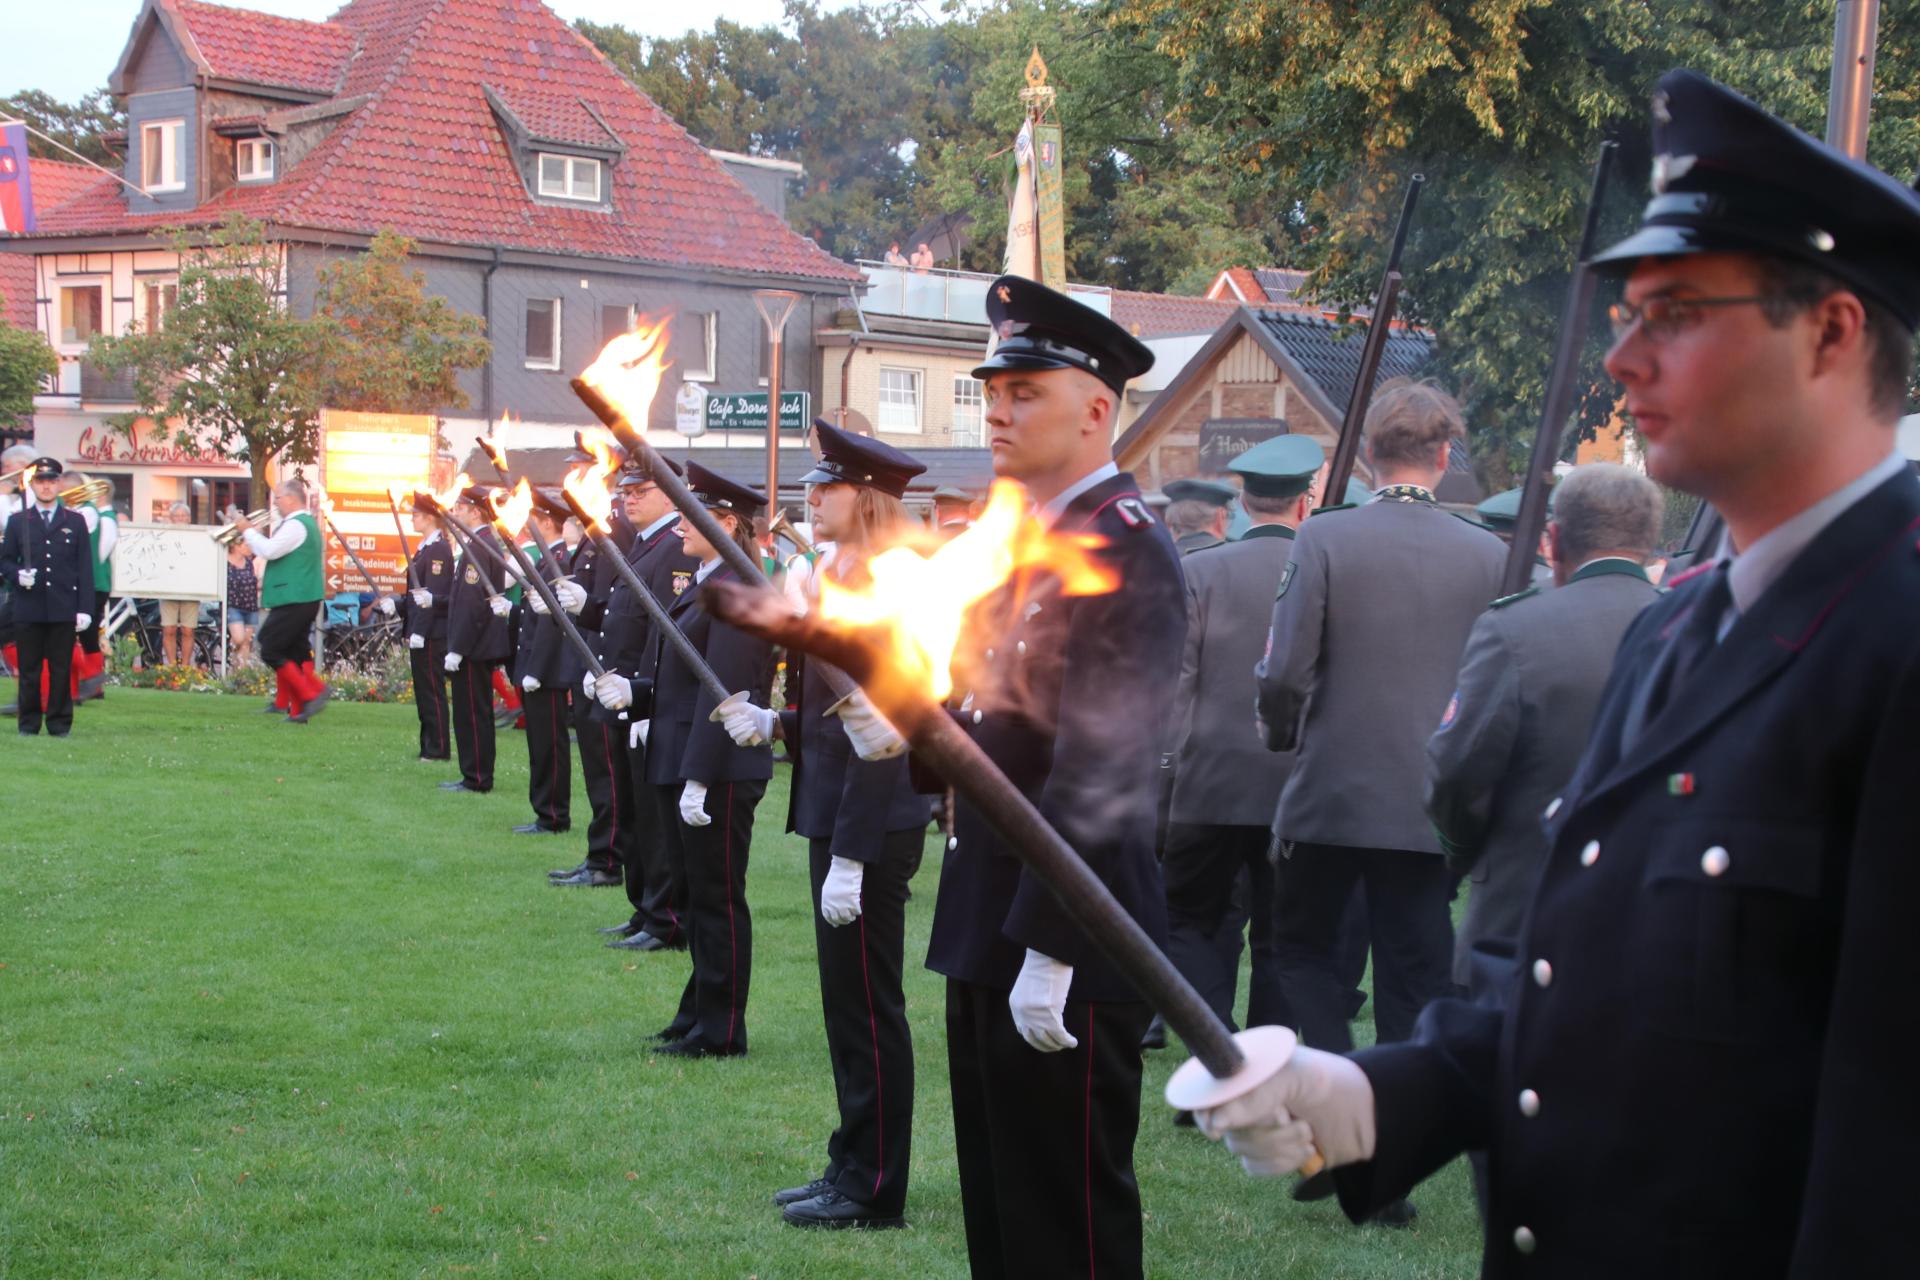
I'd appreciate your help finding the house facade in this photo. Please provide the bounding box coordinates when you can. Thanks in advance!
[1,0,859,521]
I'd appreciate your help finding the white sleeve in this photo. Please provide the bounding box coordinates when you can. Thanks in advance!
[79,506,99,533]
[96,512,118,561]
[244,517,308,561]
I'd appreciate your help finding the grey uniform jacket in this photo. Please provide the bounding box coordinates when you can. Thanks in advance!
[1256,496,1507,853]
[1169,524,1298,826]
[1423,559,1660,984]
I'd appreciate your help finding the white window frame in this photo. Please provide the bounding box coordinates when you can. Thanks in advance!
[235,138,274,183]
[951,374,985,446]
[141,119,185,193]
[877,366,923,435]
[524,297,561,371]
[537,153,602,202]
[682,311,717,383]
[136,277,179,334]
[56,279,108,352]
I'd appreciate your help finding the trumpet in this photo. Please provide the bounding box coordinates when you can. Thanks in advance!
[769,509,816,558]
[213,509,270,546]
[60,478,113,509]
[0,464,32,490]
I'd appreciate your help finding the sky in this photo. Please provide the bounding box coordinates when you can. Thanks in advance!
[4,0,855,102]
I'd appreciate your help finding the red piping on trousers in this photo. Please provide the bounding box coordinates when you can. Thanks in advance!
[723,782,739,1051]
[548,694,565,824]
[428,641,444,750]
[857,910,885,1199]
[1084,1004,1096,1280]
[464,663,483,785]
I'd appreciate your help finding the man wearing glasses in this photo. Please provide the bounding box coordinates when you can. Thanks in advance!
[1195,70,1920,1277]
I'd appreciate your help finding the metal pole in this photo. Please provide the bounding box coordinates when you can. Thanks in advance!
[386,491,421,592]
[754,290,802,543]
[1828,0,1880,159]
[1323,176,1425,501]
[476,503,606,679]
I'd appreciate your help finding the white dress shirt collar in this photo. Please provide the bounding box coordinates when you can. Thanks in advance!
[1037,461,1120,529]
[1719,450,1908,615]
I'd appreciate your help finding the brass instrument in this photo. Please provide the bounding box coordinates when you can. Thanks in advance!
[0,465,29,490]
[769,509,817,558]
[59,478,113,509]
[213,509,270,546]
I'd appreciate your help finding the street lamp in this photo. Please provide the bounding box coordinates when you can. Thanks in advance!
[753,289,801,540]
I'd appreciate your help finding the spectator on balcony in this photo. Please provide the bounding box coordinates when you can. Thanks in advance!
[883,242,909,267]
[160,502,199,667]
[910,242,935,273]
[226,540,262,666]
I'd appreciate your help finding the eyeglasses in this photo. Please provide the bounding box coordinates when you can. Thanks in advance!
[1606,295,1774,343]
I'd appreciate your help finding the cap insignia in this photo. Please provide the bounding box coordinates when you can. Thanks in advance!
[996,285,1012,303]
[1651,153,1695,195]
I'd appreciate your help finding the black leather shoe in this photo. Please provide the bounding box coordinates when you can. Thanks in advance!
[2,703,19,717]
[772,1178,832,1208]
[597,921,640,936]
[649,1025,691,1044]
[1140,1014,1168,1051]
[288,688,330,723]
[654,1037,744,1060]
[781,1188,904,1230]
[512,823,566,835]
[606,931,671,951]
[551,868,622,888]
[439,780,486,792]
[549,862,590,880]
[1292,1170,1336,1202]
[263,702,284,714]
[1371,1198,1418,1229]
[77,674,108,701]
[1172,1109,1196,1128]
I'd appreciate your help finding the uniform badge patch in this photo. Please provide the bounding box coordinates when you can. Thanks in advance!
[431,560,444,575]
[1276,562,1295,599]
[671,571,692,597]
[464,565,479,585]
[1441,692,1459,728]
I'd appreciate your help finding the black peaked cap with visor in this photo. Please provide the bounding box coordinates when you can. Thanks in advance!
[802,418,928,499]
[973,275,1155,396]
[684,461,764,514]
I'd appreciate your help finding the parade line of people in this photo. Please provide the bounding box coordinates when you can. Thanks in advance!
[4,71,1916,1277]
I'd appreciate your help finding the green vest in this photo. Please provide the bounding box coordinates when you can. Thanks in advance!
[261,512,324,608]
[84,503,113,593]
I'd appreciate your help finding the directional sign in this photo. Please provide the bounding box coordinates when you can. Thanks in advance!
[319,409,434,594]
[323,530,411,593]
[704,390,810,434]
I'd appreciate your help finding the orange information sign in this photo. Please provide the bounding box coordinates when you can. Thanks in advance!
[318,410,435,593]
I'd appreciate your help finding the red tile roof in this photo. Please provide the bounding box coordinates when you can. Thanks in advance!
[1109,289,1239,339]
[167,0,359,95]
[4,160,120,325]
[0,253,32,329]
[36,0,858,286]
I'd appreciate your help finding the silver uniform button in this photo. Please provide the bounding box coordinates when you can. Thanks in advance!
[971,709,984,725]
[1513,1226,1536,1255]
[1518,1088,1540,1118]
[1015,640,1027,656]
[1544,797,1562,821]
[1579,840,1600,867]
[946,835,958,852]
[1531,958,1552,988]
[1701,845,1730,877]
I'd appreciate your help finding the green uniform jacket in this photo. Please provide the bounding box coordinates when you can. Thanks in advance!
[261,513,324,608]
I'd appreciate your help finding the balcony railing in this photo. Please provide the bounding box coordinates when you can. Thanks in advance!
[857,261,1111,324]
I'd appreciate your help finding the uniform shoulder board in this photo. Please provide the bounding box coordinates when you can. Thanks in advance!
[1115,497,1154,529]
[1488,586,1539,610]
[1308,501,1356,516]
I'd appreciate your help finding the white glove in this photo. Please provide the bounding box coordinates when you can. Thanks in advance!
[488,594,512,618]
[529,591,549,616]
[1008,949,1077,1052]
[16,568,35,589]
[679,780,712,828]
[378,596,397,617]
[411,588,432,609]
[75,612,92,632]
[628,719,648,750]
[521,675,541,693]
[594,670,633,711]
[444,652,462,673]
[553,578,588,615]
[836,689,907,760]
[408,633,425,650]
[712,690,776,746]
[820,856,864,927]
[1196,1043,1378,1175]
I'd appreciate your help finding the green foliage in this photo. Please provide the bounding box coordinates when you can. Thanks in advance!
[0,298,57,432]
[310,230,491,414]
[86,214,328,507]
[0,87,123,165]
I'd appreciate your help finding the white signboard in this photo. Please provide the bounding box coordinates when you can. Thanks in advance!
[110,524,224,601]
[675,382,708,438]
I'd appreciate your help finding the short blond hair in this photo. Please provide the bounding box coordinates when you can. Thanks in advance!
[1365,379,1464,470]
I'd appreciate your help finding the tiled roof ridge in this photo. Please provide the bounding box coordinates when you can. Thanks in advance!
[169,0,362,95]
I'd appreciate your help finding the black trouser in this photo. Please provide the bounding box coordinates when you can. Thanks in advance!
[575,701,629,875]
[76,604,102,656]
[258,601,318,670]
[449,658,497,791]
[14,620,76,735]
[812,830,917,1215]
[1273,843,1455,1050]
[625,740,681,940]
[522,686,571,830]
[658,778,765,1053]
[409,638,450,760]
[946,979,1152,1280]
[1163,823,1287,1033]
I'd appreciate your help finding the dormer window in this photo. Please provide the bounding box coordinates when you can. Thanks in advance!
[236,139,274,183]
[537,153,600,202]
[141,119,185,193]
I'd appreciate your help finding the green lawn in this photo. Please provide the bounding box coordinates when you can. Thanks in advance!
[0,685,1479,1279]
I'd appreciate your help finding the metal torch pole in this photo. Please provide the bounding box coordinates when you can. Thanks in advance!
[478,505,606,679]
[1322,175,1424,502]
[385,491,421,593]
[1828,0,1880,159]
[754,290,802,546]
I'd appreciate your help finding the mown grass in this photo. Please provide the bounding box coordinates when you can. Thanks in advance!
[0,684,1479,1278]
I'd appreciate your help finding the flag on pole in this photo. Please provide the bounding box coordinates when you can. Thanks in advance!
[1004,118,1041,282]
[0,122,36,233]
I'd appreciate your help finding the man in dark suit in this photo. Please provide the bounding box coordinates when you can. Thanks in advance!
[0,458,96,737]
[1199,71,1920,1279]
[917,275,1181,1279]
[439,486,512,794]
[1162,434,1325,1042]
[512,491,573,835]
[394,493,453,761]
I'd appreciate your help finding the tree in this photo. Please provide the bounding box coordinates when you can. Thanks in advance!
[0,89,124,166]
[0,294,57,436]
[309,230,490,413]
[88,215,328,506]
[1105,0,1920,481]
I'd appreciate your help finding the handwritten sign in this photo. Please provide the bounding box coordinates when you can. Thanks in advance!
[75,423,241,469]
[111,524,224,601]
[704,391,809,434]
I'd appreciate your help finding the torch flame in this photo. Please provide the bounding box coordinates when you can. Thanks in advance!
[430,471,472,511]
[579,317,673,430]
[562,437,619,534]
[491,478,534,536]
[817,479,1118,700]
